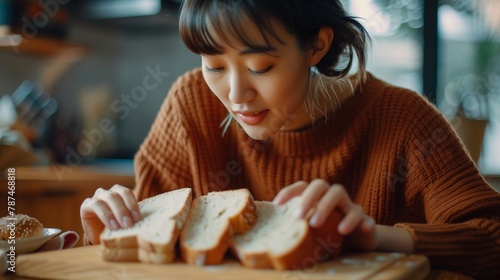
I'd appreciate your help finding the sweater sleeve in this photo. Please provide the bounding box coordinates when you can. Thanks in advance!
[133,77,194,201]
[394,93,500,279]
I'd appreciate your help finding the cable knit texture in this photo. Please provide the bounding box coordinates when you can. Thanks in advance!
[134,68,500,279]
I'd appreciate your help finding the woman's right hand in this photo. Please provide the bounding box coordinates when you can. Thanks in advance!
[80,184,141,245]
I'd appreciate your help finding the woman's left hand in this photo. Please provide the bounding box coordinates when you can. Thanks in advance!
[273,179,378,251]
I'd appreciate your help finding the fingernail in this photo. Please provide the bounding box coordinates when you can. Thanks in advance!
[132,210,141,222]
[296,207,304,218]
[309,213,321,227]
[364,218,375,228]
[110,219,119,230]
[122,216,133,228]
[337,219,349,234]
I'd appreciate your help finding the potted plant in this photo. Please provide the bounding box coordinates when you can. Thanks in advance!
[441,39,500,163]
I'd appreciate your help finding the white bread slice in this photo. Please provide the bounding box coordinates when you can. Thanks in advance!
[138,247,176,264]
[100,187,192,263]
[180,188,257,266]
[232,198,344,270]
[102,247,138,262]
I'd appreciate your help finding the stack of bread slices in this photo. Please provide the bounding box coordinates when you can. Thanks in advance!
[99,187,343,269]
[100,188,192,263]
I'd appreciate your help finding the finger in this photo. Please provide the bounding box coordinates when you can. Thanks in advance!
[361,216,376,232]
[296,179,330,219]
[273,181,308,205]
[94,187,106,196]
[97,190,135,228]
[81,216,104,245]
[110,185,141,222]
[308,184,346,227]
[81,198,120,230]
[337,204,365,235]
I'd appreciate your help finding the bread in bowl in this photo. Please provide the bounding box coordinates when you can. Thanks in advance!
[0,214,44,240]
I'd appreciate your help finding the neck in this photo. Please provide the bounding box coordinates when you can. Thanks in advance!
[288,74,354,131]
[311,74,354,118]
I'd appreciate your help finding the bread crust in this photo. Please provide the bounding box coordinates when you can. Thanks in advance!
[269,225,318,270]
[231,247,272,269]
[101,247,138,262]
[100,234,138,249]
[229,195,257,233]
[180,189,257,266]
[0,214,44,240]
[181,221,232,265]
[138,248,176,264]
[271,210,344,270]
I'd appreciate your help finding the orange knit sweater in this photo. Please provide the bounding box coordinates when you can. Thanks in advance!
[134,68,500,278]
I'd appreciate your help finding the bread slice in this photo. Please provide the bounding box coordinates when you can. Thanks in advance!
[180,188,257,266]
[232,198,344,270]
[101,247,138,262]
[100,187,192,263]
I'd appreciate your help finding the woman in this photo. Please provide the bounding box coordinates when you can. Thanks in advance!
[80,0,500,278]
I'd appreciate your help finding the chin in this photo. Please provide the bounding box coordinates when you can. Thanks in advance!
[241,125,277,141]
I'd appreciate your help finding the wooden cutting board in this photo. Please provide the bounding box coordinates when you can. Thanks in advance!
[15,246,430,280]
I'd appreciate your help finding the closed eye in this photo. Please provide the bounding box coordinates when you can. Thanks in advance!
[205,66,224,73]
[249,65,273,75]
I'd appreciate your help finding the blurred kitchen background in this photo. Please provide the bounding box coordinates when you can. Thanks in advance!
[1,0,499,175]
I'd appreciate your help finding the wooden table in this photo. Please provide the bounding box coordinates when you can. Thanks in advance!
[2,245,432,280]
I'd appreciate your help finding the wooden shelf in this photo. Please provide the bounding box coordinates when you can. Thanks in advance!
[0,34,86,57]
[0,32,88,91]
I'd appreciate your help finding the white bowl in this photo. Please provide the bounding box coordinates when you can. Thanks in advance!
[0,228,61,254]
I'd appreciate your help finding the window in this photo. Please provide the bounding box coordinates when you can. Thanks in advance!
[437,0,500,174]
[344,0,423,93]
[346,0,500,174]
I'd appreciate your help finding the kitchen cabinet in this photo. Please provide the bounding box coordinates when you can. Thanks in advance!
[0,160,135,246]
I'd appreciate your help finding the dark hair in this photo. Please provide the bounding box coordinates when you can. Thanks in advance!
[179,0,370,79]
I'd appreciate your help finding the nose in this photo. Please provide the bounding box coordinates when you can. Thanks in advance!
[228,72,256,104]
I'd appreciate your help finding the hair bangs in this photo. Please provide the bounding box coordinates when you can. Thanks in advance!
[179,0,283,55]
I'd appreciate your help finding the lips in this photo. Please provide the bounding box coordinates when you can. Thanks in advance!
[235,110,269,125]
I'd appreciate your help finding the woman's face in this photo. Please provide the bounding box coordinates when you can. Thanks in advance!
[201,18,314,140]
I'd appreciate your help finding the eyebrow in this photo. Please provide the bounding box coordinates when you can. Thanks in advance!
[239,45,278,55]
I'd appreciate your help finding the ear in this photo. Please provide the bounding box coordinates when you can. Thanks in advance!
[308,27,334,67]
